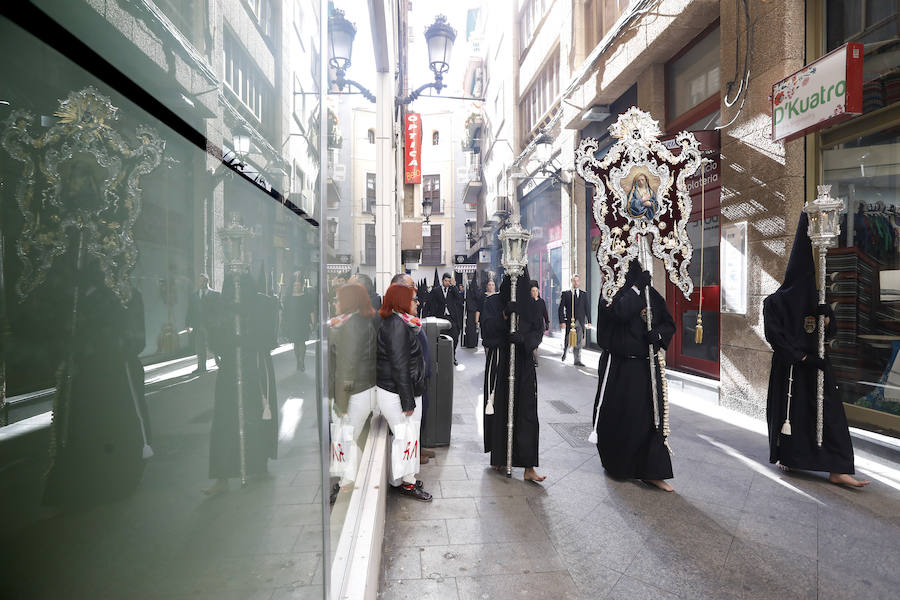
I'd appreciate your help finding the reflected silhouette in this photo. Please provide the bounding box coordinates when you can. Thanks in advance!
[206,271,279,492]
[284,274,315,372]
[328,282,376,489]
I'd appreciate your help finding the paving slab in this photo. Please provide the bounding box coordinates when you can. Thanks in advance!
[379,345,900,600]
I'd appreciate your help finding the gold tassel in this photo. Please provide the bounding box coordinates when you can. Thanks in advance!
[569,326,578,348]
[695,159,706,345]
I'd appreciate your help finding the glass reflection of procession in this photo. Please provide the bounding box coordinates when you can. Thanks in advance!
[575,107,703,491]
[1,88,166,506]
[205,214,279,495]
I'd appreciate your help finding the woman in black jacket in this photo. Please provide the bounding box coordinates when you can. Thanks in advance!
[376,283,432,501]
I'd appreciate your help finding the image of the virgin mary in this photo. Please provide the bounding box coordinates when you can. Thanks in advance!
[626,173,658,221]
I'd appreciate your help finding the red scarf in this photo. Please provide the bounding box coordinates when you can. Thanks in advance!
[328,312,353,328]
[393,310,422,332]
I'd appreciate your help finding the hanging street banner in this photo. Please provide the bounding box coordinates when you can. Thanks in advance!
[771,42,863,142]
[405,112,423,184]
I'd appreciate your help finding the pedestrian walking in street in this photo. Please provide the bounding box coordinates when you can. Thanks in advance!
[530,280,549,367]
[484,271,546,483]
[591,259,675,492]
[559,274,591,366]
[425,272,463,365]
[763,214,869,488]
[284,274,315,371]
[377,283,432,501]
[185,273,221,373]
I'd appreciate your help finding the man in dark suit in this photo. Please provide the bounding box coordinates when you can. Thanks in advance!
[426,273,463,365]
[185,273,221,373]
[559,274,591,366]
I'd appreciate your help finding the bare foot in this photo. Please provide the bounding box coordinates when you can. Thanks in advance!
[777,461,791,472]
[202,478,228,495]
[828,473,870,488]
[643,479,674,492]
[524,467,546,483]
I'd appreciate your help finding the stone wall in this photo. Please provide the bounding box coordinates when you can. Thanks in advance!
[717,0,807,417]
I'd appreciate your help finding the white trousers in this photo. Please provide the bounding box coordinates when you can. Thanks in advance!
[333,389,377,445]
[377,388,422,486]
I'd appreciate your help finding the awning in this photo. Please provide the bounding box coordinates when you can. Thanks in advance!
[327,264,352,273]
[454,264,477,274]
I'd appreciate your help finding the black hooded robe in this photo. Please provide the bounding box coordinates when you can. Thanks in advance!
[485,273,543,468]
[592,264,675,481]
[480,292,506,453]
[763,213,854,474]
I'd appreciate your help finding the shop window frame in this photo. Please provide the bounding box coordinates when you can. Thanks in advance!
[664,20,720,133]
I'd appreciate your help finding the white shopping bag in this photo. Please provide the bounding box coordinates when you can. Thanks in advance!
[329,419,359,483]
[390,417,421,482]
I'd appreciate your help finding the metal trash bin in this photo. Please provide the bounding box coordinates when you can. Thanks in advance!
[421,317,454,447]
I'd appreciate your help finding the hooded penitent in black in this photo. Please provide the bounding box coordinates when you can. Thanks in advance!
[590,259,675,481]
[763,213,854,474]
[483,268,544,468]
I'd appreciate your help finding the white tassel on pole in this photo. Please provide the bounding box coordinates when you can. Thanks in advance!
[588,351,611,444]
[125,361,154,459]
[485,350,496,415]
[781,365,794,435]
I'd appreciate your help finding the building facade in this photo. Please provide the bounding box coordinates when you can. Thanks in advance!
[463,0,900,437]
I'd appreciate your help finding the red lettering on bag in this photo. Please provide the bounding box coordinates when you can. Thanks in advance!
[402,440,418,459]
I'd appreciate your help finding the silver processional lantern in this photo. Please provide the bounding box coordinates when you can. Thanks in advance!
[499,214,530,278]
[220,212,252,274]
[803,184,843,448]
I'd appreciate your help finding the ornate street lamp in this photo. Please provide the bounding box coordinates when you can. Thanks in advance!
[233,125,251,159]
[465,219,476,244]
[803,184,844,448]
[498,213,531,478]
[422,196,433,223]
[534,128,553,165]
[326,9,457,105]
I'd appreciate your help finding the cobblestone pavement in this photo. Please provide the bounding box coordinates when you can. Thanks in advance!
[378,340,900,600]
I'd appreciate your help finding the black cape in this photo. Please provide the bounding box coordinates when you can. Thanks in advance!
[484,272,543,468]
[480,293,505,453]
[763,213,854,474]
[43,282,149,507]
[592,263,675,480]
[208,274,279,480]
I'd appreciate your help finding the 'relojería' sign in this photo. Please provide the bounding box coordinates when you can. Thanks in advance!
[771,42,863,142]
[404,112,423,184]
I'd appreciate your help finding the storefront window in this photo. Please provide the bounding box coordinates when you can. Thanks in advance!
[0,4,331,598]
[666,25,720,123]
[826,1,900,115]
[824,129,900,423]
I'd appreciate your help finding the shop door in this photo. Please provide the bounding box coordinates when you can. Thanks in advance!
[667,210,720,378]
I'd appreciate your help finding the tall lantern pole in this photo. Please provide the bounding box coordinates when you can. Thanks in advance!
[803,185,843,447]
[219,212,253,485]
[498,207,531,477]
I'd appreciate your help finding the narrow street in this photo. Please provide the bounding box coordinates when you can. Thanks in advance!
[379,340,900,600]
